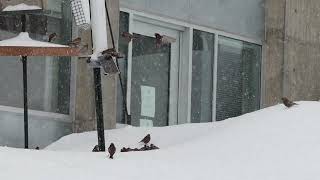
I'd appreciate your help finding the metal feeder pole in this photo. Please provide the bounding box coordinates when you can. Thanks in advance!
[93,68,105,151]
[21,14,28,149]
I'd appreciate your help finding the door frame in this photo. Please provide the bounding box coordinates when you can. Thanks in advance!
[127,19,181,126]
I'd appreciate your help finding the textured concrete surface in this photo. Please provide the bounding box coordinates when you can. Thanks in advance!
[120,0,265,41]
[102,0,119,130]
[263,0,320,107]
[263,0,285,106]
[72,0,119,132]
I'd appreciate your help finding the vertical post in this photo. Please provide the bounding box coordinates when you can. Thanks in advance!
[90,0,108,151]
[22,57,28,149]
[21,14,28,149]
[93,68,105,151]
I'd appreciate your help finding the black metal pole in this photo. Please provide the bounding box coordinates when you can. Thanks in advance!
[93,68,105,151]
[21,14,28,149]
[22,56,28,149]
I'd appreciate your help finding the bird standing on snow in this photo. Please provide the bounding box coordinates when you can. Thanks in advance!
[281,97,298,108]
[139,134,151,145]
[92,145,99,152]
[108,143,116,159]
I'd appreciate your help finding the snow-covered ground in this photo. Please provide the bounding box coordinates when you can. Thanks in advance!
[1,101,320,180]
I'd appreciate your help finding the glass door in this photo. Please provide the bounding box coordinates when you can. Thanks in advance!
[128,21,180,127]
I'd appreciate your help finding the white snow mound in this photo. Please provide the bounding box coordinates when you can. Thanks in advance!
[2,3,41,11]
[1,101,320,180]
[0,32,67,47]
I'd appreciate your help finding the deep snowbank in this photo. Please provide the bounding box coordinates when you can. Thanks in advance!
[1,101,320,180]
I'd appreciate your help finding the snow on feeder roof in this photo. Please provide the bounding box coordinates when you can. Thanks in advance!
[0,32,79,56]
[2,3,42,12]
[0,32,67,47]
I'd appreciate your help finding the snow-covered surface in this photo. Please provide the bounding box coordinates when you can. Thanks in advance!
[1,101,320,180]
[0,32,67,47]
[2,3,41,11]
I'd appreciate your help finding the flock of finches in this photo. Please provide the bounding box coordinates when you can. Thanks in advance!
[92,134,153,159]
[47,31,176,49]
[45,33,299,158]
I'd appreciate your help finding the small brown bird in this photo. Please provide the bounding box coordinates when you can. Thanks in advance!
[92,145,99,152]
[48,33,57,42]
[68,37,82,47]
[281,97,298,108]
[102,48,124,58]
[121,32,139,43]
[139,134,151,145]
[108,143,116,159]
[154,33,176,48]
[35,147,40,150]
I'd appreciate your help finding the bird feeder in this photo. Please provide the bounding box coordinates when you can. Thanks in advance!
[0,5,79,149]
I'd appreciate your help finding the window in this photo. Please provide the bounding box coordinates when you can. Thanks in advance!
[216,36,261,121]
[191,30,215,123]
[117,11,129,123]
[0,2,72,114]
[118,10,262,125]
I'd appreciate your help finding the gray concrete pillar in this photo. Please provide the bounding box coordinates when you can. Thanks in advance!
[72,0,119,132]
[101,0,119,130]
[262,0,286,107]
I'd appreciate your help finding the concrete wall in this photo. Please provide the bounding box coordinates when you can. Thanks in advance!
[263,0,320,106]
[263,0,285,106]
[120,0,265,41]
[72,0,119,132]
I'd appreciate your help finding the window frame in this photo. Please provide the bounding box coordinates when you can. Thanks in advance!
[120,8,263,123]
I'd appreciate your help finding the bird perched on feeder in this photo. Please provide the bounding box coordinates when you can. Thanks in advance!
[92,145,100,152]
[48,33,57,42]
[108,143,116,159]
[154,33,176,48]
[68,37,82,47]
[121,32,139,43]
[139,134,151,145]
[281,97,298,108]
[102,48,124,59]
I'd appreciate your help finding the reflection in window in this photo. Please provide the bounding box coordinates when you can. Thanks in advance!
[216,36,261,121]
[0,2,72,114]
[191,30,214,123]
[117,11,129,123]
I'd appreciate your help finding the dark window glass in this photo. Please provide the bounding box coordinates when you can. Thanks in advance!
[191,30,215,123]
[117,11,129,123]
[216,36,261,121]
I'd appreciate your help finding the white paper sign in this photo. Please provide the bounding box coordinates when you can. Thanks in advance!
[141,86,155,117]
[140,119,153,127]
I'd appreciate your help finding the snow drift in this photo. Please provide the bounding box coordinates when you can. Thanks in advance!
[1,101,320,180]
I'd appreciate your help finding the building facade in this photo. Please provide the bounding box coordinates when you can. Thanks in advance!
[0,0,319,148]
